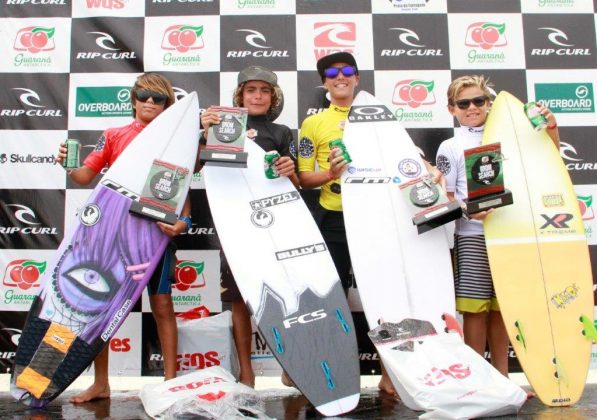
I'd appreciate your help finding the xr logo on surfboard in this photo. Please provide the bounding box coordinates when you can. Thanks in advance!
[539,213,574,229]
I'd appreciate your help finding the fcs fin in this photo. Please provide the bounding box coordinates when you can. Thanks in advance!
[514,320,527,350]
[580,314,597,342]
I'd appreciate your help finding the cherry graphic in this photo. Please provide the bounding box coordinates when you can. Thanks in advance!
[9,266,23,284]
[31,31,48,49]
[176,283,190,292]
[179,29,196,47]
[177,266,197,285]
[579,200,587,215]
[21,265,40,284]
[168,30,181,47]
[482,27,499,44]
[398,85,412,102]
[471,27,483,44]
[410,84,428,102]
[21,32,33,47]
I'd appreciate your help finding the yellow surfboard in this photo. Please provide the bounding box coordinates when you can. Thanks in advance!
[483,91,594,406]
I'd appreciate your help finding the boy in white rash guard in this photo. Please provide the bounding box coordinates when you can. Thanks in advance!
[436,75,560,377]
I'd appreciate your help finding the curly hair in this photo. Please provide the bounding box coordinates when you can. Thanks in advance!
[130,72,176,117]
[447,75,494,105]
[232,82,282,119]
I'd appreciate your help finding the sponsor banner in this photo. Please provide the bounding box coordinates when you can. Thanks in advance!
[143,16,220,72]
[408,127,456,164]
[523,15,596,69]
[64,189,93,237]
[0,311,27,373]
[295,14,374,71]
[68,72,137,130]
[574,184,597,245]
[250,317,282,376]
[447,0,521,13]
[527,69,597,126]
[448,13,526,69]
[162,71,221,116]
[559,128,597,184]
[0,1,70,18]
[70,17,144,73]
[373,14,450,71]
[140,250,222,313]
[0,189,64,250]
[0,73,68,130]
[0,17,71,73]
[83,313,142,377]
[521,0,594,13]
[72,0,145,18]
[175,190,221,250]
[0,249,54,311]
[372,0,447,13]
[452,69,528,103]
[146,0,219,17]
[0,130,65,189]
[220,0,295,15]
[374,70,453,128]
[297,0,371,14]
[220,16,296,71]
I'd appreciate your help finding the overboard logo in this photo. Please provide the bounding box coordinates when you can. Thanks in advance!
[250,191,300,210]
[313,22,355,59]
[536,83,594,113]
[531,27,591,57]
[75,31,138,61]
[382,27,442,58]
[227,29,289,59]
[283,309,327,328]
[276,243,327,261]
[1,88,63,118]
[76,86,132,118]
[348,105,395,123]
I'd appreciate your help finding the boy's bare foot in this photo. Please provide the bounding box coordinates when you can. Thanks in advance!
[378,375,398,397]
[526,390,536,400]
[239,372,256,388]
[69,383,110,404]
[281,371,296,388]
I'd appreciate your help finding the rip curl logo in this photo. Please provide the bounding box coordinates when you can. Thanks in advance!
[298,138,314,159]
[393,80,436,109]
[398,159,421,178]
[237,29,269,48]
[389,27,425,48]
[161,25,205,52]
[14,26,56,54]
[540,27,573,47]
[14,88,44,108]
[79,204,101,226]
[90,32,119,51]
[6,204,40,225]
[314,22,356,48]
[251,209,274,228]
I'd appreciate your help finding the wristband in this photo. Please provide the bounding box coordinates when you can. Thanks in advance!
[547,123,557,129]
[179,215,192,230]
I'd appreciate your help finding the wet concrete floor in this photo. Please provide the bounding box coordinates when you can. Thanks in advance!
[3,384,597,420]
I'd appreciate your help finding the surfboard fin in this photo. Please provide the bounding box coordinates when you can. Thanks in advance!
[514,320,527,350]
[320,360,336,390]
[335,309,351,334]
[580,315,597,342]
[552,357,568,384]
[271,327,284,354]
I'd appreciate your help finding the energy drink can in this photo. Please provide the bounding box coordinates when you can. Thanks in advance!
[264,150,281,179]
[329,139,352,163]
[63,139,80,169]
[523,102,548,131]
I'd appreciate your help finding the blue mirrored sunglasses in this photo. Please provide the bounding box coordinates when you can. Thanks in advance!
[323,65,357,79]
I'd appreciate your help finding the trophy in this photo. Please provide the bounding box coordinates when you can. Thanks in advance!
[129,159,189,225]
[400,175,462,234]
[199,106,249,167]
[463,142,513,214]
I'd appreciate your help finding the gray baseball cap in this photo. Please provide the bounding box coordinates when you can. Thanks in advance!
[237,65,278,86]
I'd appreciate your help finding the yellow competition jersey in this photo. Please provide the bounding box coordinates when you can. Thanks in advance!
[298,104,350,211]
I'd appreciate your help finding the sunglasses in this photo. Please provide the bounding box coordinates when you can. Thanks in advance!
[452,95,488,110]
[135,89,168,105]
[323,65,357,79]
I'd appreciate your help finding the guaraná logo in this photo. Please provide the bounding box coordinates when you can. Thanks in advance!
[161,25,205,53]
[393,80,435,108]
[465,22,506,50]
[578,195,594,220]
[174,260,206,291]
[3,259,46,290]
[14,26,55,54]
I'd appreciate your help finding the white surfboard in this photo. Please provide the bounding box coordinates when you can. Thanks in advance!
[341,90,456,403]
[204,140,360,416]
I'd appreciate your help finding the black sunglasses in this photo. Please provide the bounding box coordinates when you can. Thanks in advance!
[324,65,357,79]
[135,89,168,105]
[452,95,488,110]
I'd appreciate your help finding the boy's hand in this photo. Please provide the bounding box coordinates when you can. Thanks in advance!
[328,147,349,179]
[157,220,188,237]
[469,208,494,221]
[200,107,221,137]
[55,142,67,166]
[536,102,557,129]
[275,156,295,178]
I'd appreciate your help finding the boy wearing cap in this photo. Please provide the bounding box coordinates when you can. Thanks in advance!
[200,65,297,387]
[297,52,400,396]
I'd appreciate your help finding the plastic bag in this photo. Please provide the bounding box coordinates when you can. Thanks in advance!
[176,307,240,379]
[140,365,271,419]
[370,320,527,419]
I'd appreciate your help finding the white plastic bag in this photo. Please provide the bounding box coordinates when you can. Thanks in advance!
[371,322,527,419]
[176,308,240,378]
[140,365,271,419]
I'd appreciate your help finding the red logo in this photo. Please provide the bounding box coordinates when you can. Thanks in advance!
[14,26,56,54]
[161,25,204,53]
[109,337,131,352]
[393,80,436,108]
[3,260,46,290]
[85,0,125,9]
[578,195,594,221]
[465,22,506,50]
[198,391,226,401]
[168,376,225,392]
[313,22,355,60]
[418,363,471,386]
[177,351,221,371]
[174,260,206,291]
